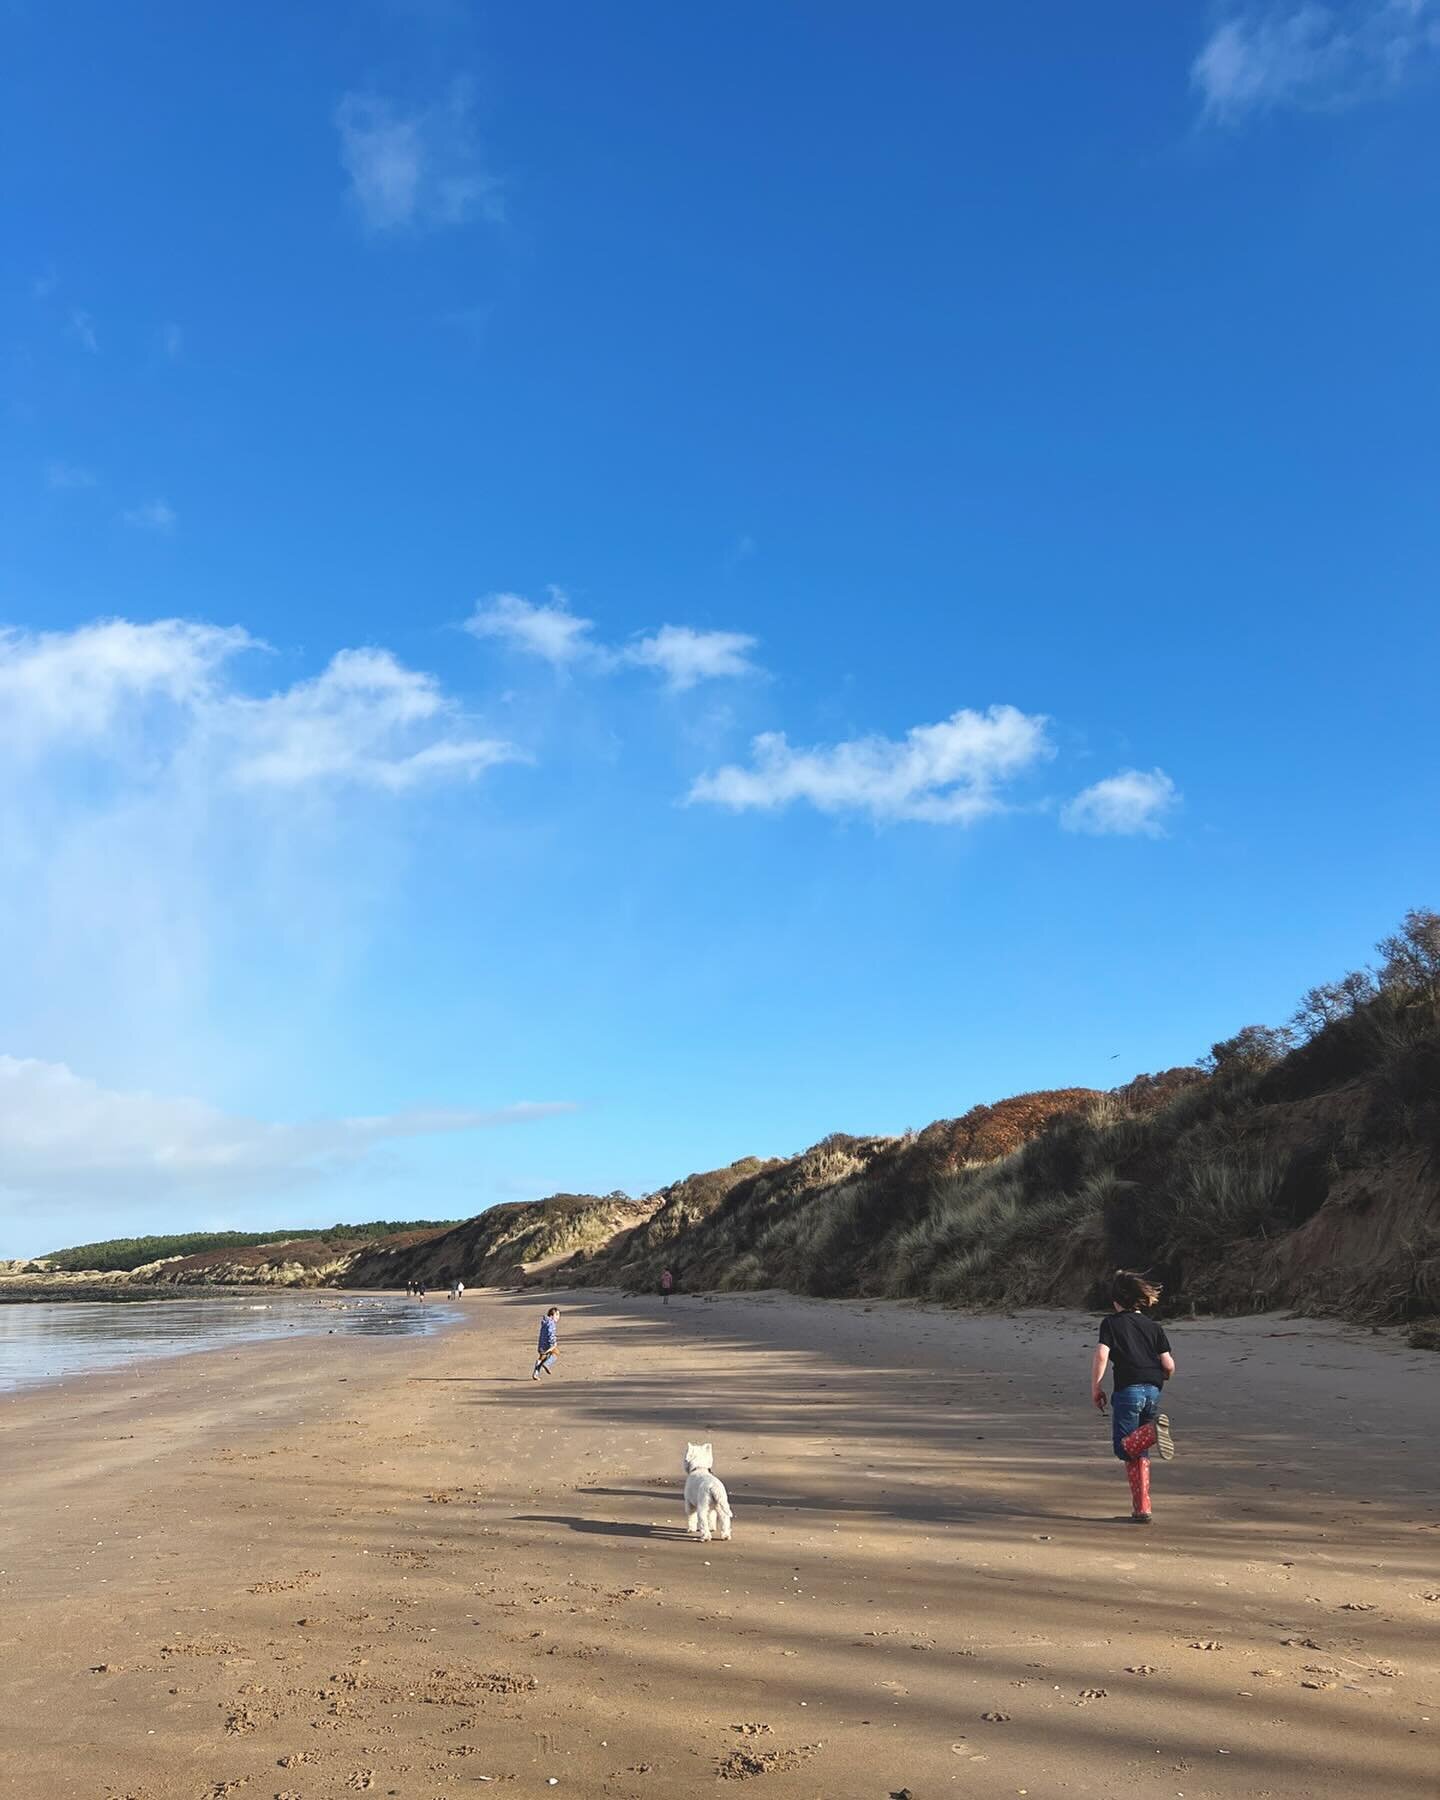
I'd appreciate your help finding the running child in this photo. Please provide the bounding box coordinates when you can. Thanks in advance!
[532,1306,560,1380]
[1090,1269,1176,1524]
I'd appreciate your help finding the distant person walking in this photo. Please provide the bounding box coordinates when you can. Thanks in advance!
[660,1268,674,1305]
[532,1306,560,1380]
[1091,1269,1176,1524]
[450,1280,465,1300]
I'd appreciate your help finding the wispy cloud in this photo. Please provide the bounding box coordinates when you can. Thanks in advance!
[160,322,183,358]
[46,461,98,490]
[335,82,504,234]
[1061,768,1180,837]
[0,1054,574,1213]
[465,590,601,667]
[689,706,1054,825]
[0,618,522,793]
[69,308,98,353]
[465,590,763,691]
[220,647,525,792]
[624,625,761,692]
[1194,1,1440,119]
[0,619,252,752]
[121,499,177,531]
[0,617,529,1135]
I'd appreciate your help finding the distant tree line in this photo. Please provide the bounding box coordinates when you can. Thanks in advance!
[1204,907,1440,1077]
[40,1221,460,1273]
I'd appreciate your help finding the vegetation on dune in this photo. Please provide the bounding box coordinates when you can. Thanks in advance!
[39,1221,462,1273]
[347,1191,659,1290]
[25,912,1437,1337]
[928,1088,1109,1163]
[577,910,1439,1329]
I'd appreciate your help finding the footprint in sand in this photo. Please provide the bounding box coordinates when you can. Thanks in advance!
[248,1573,319,1595]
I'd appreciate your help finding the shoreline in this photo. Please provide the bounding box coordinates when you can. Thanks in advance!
[2,1288,1435,1798]
[0,1289,465,1403]
[3,1276,1428,1395]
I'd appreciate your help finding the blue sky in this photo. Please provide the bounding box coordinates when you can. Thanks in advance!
[2,3,1437,1255]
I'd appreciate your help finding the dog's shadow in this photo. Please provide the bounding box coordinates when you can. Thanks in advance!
[511,1513,694,1541]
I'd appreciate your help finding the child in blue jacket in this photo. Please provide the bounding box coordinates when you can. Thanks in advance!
[532,1307,560,1380]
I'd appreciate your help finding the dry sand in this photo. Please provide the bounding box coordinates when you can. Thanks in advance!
[1,1288,1436,1799]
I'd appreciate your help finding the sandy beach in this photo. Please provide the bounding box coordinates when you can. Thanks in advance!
[1,1289,1435,1800]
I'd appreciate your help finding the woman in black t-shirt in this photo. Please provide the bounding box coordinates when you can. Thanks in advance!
[1090,1270,1177,1524]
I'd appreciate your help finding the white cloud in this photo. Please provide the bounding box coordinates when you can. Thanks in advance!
[0,1054,573,1212]
[465,591,600,667]
[465,591,764,691]
[0,618,521,794]
[0,616,531,1139]
[46,461,97,490]
[0,619,252,754]
[160,322,183,357]
[1194,1,1440,119]
[335,83,504,234]
[688,705,1054,824]
[1061,768,1180,837]
[221,647,524,791]
[69,308,98,352]
[623,625,761,692]
[121,499,177,532]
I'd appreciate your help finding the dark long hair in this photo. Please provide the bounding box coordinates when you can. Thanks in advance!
[1110,1269,1161,1310]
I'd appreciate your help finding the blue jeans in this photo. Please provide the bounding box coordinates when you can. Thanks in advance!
[1112,1383,1161,1460]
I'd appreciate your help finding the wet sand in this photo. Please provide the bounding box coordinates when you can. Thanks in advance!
[0,1289,1435,1798]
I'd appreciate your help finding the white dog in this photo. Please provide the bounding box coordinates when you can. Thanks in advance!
[683,1441,733,1543]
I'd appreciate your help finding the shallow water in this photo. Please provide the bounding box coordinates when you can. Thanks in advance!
[0,1295,457,1395]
